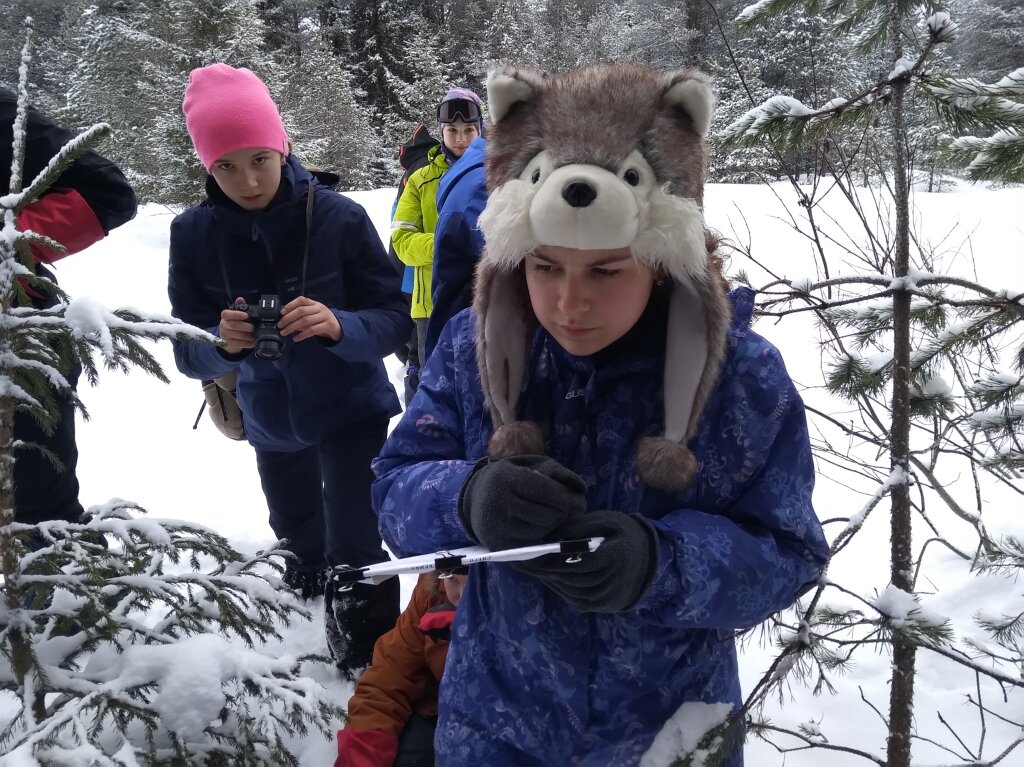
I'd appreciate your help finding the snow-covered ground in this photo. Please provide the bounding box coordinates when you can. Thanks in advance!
[29,182,1024,764]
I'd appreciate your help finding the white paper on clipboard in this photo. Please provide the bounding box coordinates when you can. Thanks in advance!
[330,537,604,588]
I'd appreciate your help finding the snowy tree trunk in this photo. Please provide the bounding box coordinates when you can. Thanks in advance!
[886,3,917,765]
[685,0,711,68]
[0,394,35,706]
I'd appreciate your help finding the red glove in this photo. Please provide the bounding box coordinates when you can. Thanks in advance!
[17,187,106,263]
[334,728,399,767]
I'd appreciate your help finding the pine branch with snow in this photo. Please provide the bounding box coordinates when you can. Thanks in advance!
[0,29,344,765]
[717,6,1024,760]
[1,502,343,764]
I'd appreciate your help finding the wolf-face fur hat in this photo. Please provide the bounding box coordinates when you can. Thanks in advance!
[474,63,731,494]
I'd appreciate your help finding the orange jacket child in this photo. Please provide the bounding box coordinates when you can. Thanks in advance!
[335,571,463,767]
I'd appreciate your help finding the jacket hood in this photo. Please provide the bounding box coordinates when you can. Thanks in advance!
[437,136,486,212]
[399,123,440,172]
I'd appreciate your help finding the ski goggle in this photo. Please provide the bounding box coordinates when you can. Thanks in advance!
[437,98,482,124]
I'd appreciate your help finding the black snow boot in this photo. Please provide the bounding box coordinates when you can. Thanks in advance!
[282,563,326,601]
[324,576,400,681]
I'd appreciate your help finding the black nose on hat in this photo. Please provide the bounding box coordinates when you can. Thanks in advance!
[563,181,597,208]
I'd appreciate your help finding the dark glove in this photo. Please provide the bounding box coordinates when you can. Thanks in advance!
[516,510,659,613]
[457,455,587,550]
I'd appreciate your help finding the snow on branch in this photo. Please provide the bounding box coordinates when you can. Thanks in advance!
[640,701,733,767]
[949,130,1024,183]
[1,503,343,763]
[0,124,113,213]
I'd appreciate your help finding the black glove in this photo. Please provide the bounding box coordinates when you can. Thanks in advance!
[516,510,659,613]
[457,455,587,550]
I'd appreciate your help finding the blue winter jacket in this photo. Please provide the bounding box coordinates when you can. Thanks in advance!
[373,288,829,766]
[169,155,410,452]
[425,136,487,361]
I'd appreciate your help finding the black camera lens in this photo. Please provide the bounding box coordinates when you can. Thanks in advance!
[254,328,284,360]
[242,294,284,361]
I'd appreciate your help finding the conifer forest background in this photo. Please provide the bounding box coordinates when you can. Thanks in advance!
[3,0,1020,204]
[2,1,1024,765]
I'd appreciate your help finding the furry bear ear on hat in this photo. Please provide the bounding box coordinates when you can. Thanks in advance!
[486,66,546,124]
[661,71,715,138]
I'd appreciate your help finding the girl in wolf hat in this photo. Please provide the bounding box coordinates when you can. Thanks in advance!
[373,62,829,765]
[168,63,411,679]
[390,87,483,373]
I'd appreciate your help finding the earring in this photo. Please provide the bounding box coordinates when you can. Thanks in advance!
[656,278,666,287]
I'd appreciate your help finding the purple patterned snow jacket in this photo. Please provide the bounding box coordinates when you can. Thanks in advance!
[373,287,829,766]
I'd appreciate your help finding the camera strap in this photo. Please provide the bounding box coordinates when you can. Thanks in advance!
[299,180,314,295]
[217,233,234,306]
[214,181,315,304]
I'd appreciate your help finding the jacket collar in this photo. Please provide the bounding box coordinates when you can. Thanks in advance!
[437,136,486,210]
[205,154,314,238]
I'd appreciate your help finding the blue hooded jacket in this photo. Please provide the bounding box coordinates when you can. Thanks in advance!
[169,155,410,451]
[373,288,829,766]
[424,136,486,361]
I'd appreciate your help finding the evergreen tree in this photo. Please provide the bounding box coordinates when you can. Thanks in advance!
[708,5,862,183]
[275,16,383,189]
[57,0,276,204]
[476,0,542,72]
[0,31,342,764]
[582,0,695,69]
[696,5,1024,767]
[535,0,597,72]
[953,0,1024,83]
[933,67,1024,184]
[0,0,88,107]
[341,1,421,125]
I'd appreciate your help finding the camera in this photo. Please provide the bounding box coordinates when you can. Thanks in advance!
[233,294,284,361]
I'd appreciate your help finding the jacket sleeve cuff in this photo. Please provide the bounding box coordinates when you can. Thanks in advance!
[18,188,107,263]
[327,309,373,359]
[334,728,399,767]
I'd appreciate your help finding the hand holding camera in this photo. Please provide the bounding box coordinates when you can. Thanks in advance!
[221,295,284,359]
[220,295,341,360]
[219,297,258,355]
[279,296,342,343]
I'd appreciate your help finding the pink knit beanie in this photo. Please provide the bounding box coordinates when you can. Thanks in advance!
[183,63,289,172]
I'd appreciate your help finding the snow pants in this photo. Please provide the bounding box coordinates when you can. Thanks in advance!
[255,415,390,571]
[14,359,85,526]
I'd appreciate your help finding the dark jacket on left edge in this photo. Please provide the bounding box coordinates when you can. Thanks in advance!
[1,88,137,305]
[168,155,410,452]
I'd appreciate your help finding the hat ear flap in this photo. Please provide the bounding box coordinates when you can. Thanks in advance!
[661,72,715,138]
[486,66,545,124]
[473,259,545,458]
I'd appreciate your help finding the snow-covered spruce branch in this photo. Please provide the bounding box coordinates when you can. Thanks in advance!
[923,68,1024,134]
[830,467,906,552]
[796,581,1024,691]
[948,130,1024,184]
[0,124,113,216]
[4,503,308,652]
[0,503,342,763]
[2,637,340,764]
[721,31,941,150]
[756,273,1024,317]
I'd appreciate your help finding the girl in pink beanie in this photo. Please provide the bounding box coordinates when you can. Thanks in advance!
[169,62,412,680]
[183,63,290,174]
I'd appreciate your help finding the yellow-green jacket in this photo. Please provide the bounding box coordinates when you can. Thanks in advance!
[391,146,450,319]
